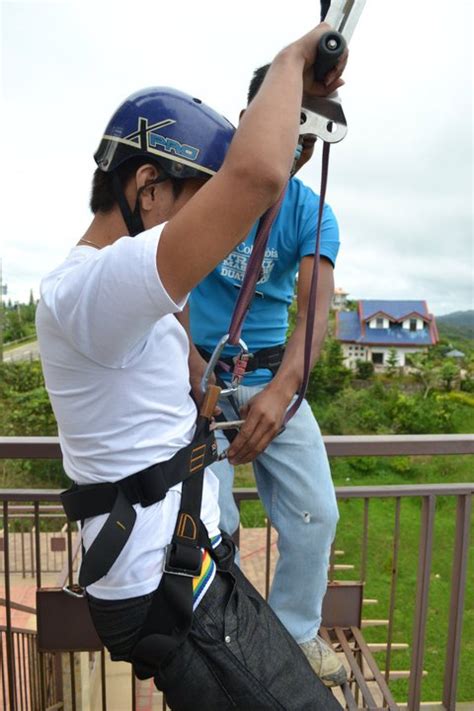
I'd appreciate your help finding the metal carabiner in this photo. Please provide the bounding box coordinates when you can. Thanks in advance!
[62,583,86,599]
[200,334,249,396]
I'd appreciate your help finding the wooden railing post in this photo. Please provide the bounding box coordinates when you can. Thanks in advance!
[443,493,472,710]
[407,495,436,710]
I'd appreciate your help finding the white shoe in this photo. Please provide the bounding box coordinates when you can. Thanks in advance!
[299,635,347,687]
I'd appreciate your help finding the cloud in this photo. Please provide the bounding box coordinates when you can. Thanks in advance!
[1,0,472,315]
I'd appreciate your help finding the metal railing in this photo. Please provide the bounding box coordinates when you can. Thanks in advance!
[0,510,70,577]
[0,434,472,711]
[0,623,61,710]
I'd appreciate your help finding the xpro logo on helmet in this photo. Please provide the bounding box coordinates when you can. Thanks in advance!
[125,117,200,161]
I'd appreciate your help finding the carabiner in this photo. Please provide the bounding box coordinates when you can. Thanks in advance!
[62,583,85,599]
[200,334,249,396]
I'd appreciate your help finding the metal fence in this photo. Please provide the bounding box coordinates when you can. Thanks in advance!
[0,623,61,710]
[0,434,473,711]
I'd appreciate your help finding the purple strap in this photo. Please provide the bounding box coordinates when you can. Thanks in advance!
[284,141,330,424]
[228,188,287,345]
[226,141,331,424]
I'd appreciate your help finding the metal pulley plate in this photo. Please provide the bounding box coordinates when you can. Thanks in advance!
[300,94,348,143]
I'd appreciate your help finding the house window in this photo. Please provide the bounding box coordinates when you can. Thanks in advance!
[376,317,384,328]
[372,352,384,365]
[410,318,418,332]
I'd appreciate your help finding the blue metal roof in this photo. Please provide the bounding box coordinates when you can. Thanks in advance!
[337,311,434,346]
[337,312,361,341]
[360,300,429,321]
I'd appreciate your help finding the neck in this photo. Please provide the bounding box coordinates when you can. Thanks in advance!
[79,208,129,248]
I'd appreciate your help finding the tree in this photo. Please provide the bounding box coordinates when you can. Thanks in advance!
[386,348,399,377]
[391,393,455,434]
[410,352,440,399]
[324,339,351,395]
[439,360,460,392]
[461,355,474,392]
[355,359,374,380]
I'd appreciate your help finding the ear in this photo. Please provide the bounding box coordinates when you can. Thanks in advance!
[135,164,159,212]
[238,109,245,123]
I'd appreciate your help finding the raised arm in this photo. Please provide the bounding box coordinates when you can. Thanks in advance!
[157,23,346,303]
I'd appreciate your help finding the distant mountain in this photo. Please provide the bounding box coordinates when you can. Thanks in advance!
[436,310,474,341]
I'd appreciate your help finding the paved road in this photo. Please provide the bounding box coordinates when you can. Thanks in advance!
[3,340,40,362]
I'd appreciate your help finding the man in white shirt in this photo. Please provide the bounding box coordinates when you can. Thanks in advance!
[37,23,346,710]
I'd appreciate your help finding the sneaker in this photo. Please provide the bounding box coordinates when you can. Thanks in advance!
[299,635,348,687]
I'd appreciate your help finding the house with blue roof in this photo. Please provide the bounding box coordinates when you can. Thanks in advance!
[336,300,439,370]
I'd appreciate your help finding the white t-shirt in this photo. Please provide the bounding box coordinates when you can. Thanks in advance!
[37,225,220,599]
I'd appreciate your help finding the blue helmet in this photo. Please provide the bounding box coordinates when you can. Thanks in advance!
[94,87,235,180]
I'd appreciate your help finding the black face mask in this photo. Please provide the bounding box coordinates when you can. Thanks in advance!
[112,172,169,237]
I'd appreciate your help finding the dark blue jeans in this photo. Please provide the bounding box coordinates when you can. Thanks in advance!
[88,560,341,710]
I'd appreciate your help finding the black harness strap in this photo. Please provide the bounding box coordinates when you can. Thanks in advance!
[77,488,137,587]
[131,464,208,679]
[61,431,217,588]
[131,407,219,679]
[196,344,285,377]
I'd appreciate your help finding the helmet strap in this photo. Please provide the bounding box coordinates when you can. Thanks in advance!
[112,172,169,237]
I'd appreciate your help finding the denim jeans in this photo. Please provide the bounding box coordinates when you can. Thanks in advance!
[213,385,339,643]
[88,556,341,710]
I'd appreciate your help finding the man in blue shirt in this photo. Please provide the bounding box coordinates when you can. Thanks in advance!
[188,65,345,687]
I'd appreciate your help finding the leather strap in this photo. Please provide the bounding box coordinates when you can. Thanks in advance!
[224,141,331,423]
[284,141,330,424]
[227,189,287,346]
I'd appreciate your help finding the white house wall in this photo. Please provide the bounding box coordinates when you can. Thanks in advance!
[401,318,424,331]
[342,344,428,369]
[368,317,390,329]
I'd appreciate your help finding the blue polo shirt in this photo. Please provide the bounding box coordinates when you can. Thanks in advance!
[190,177,340,385]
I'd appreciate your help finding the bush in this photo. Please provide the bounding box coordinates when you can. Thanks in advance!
[0,362,57,436]
[313,380,457,437]
[307,339,351,402]
[446,391,474,407]
[391,394,455,434]
[460,377,474,393]
[348,457,379,475]
[355,360,374,379]
[0,361,66,487]
[0,360,45,394]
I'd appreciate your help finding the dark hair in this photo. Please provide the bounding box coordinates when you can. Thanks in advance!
[247,64,271,105]
[90,157,183,214]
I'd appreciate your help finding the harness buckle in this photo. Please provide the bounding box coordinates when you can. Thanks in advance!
[62,583,86,599]
[163,543,203,578]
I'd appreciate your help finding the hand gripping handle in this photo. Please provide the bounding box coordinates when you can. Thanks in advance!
[314,30,346,82]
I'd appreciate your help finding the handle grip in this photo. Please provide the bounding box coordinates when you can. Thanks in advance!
[314,30,346,82]
[199,384,222,420]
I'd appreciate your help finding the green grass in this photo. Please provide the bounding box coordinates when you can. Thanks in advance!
[234,455,474,703]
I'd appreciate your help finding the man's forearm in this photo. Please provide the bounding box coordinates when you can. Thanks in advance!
[270,315,328,400]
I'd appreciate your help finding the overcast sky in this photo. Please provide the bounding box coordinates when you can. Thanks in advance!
[1,0,473,315]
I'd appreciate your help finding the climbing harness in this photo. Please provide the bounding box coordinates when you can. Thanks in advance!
[60,386,222,677]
